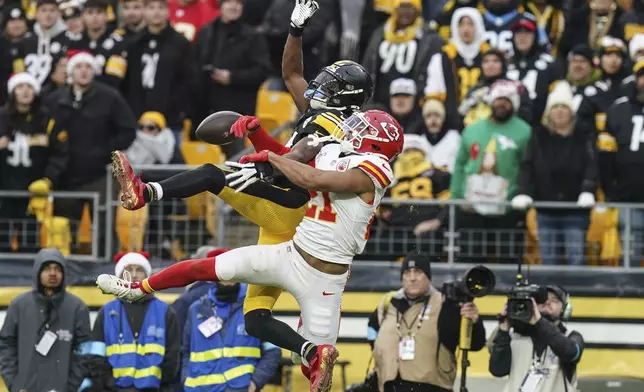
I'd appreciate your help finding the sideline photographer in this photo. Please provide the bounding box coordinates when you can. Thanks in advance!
[367,251,487,392]
[489,285,584,392]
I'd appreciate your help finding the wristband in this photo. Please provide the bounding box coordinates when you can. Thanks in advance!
[289,25,304,37]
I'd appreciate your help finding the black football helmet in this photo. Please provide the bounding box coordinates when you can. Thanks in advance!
[305,60,374,112]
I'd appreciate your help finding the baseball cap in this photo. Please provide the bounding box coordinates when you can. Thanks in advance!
[389,78,417,96]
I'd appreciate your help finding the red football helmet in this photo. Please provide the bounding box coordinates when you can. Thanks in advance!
[338,110,404,161]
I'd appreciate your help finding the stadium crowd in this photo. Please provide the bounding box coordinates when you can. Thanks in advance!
[1,0,644,265]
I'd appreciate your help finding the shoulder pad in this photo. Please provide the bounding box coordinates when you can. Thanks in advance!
[351,155,394,189]
[309,110,345,137]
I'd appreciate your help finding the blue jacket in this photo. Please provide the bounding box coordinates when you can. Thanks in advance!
[181,284,281,392]
[172,281,216,336]
[104,297,168,389]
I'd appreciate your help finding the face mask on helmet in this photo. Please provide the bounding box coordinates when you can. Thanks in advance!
[337,113,396,158]
[305,70,343,109]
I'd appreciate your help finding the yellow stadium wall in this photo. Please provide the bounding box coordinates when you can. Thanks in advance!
[0,288,642,392]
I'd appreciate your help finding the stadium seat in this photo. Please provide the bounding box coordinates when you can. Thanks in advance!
[77,203,92,252]
[40,216,72,256]
[115,205,149,252]
[180,141,225,218]
[255,77,299,133]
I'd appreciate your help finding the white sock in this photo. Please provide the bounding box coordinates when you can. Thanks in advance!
[149,182,163,200]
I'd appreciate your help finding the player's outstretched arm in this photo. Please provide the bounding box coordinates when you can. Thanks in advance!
[267,151,374,194]
[283,0,320,113]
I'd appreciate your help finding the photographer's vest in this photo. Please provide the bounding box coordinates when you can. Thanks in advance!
[503,330,578,392]
[373,289,455,391]
[103,298,167,389]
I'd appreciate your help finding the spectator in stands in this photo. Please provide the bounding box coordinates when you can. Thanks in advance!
[566,44,602,114]
[0,248,91,392]
[0,72,68,252]
[84,251,180,391]
[512,81,597,266]
[125,111,181,166]
[2,6,29,42]
[481,0,535,55]
[21,0,70,89]
[181,282,281,391]
[120,0,145,44]
[577,36,629,135]
[41,56,68,98]
[168,0,220,41]
[620,0,644,42]
[559,0,625,58]
[123,0,194,146]
[380,135,450,256]
[48,50,136,224]
[489,285,584,392]
[193,0,271,156]
[260,0,333,80]
[459,49,532,127]
[424,7,488,129]
[599,60,644,263]
[451,80,531,264]
[506,15,563,123]
[525,0,565,56]
[431,0,479,42]
[60,0,84,34]
[629,33,644,62]
[420,99,460,173]
[389,78,423,132]
[363,0,442,107]
[368,251,485,392]
[66,0,129,88]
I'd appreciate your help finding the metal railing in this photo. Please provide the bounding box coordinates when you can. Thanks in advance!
[0,190,101,260]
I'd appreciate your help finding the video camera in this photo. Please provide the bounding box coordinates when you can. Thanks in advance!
[507,281,548,324]
[442,265,496,303]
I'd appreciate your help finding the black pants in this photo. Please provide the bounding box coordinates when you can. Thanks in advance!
[455,208,526,264]
[383,378,451,392]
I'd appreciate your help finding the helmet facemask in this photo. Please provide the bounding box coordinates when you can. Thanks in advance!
[334,113,390,158]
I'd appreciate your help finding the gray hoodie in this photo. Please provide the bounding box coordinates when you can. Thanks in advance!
[0,249,91,392]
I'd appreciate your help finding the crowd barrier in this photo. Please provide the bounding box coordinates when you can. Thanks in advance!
[2,164,644,270]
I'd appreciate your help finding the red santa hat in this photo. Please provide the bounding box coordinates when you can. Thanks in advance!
[67,50,96,76]
[7,72,40,95]
[114,251,152,278]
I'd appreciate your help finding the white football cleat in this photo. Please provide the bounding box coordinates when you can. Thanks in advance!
[96,274,146,301]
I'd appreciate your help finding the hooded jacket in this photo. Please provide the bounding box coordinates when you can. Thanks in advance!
[0,248,91,392]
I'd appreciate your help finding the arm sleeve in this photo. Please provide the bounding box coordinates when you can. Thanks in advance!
[68,303,92,392]
[517,88,533,125]
[229,33,271,87]
[449,130,469,199]
[44,118,69,187]
[488,327,512,377]
[534,319,585,364]
[581,134,598,194]
[0,301,19,389]
[597,110,618,199]
[180,306,194,387]
[251,342,281,388]
[576,96,597,136]
[108,93,137,152]
[518,132,537,197]
[367,308,380,349]
[161,307,181,386]
[340,0,365,37]
[424,53,447,101]
[84,308,113,392]
[248,128,292,155]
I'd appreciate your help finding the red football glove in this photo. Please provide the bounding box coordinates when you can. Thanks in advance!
[239,150,270,164]
[230,116,262,138]
[206,248,232,258]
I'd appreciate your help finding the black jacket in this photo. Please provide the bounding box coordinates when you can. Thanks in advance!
[45,82,136,189]
[599,86,644,202]
[89,297,181,392]
[193,18,271,121]
[489,319,584,383]
[559,4,625,59]
[518,123,597,214]
[123,25,195,128]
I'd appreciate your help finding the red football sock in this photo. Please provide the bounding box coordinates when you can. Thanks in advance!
[139,257,218,293]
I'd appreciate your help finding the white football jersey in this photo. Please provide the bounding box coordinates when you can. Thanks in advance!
[293,143,394,264]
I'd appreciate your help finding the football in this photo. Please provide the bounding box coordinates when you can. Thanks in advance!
[195,111,242,145]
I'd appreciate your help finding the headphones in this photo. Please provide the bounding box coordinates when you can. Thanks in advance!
[546,285,573,321]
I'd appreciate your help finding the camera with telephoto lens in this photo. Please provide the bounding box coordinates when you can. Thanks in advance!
[442,265,496,303]
[507,282,549,324]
